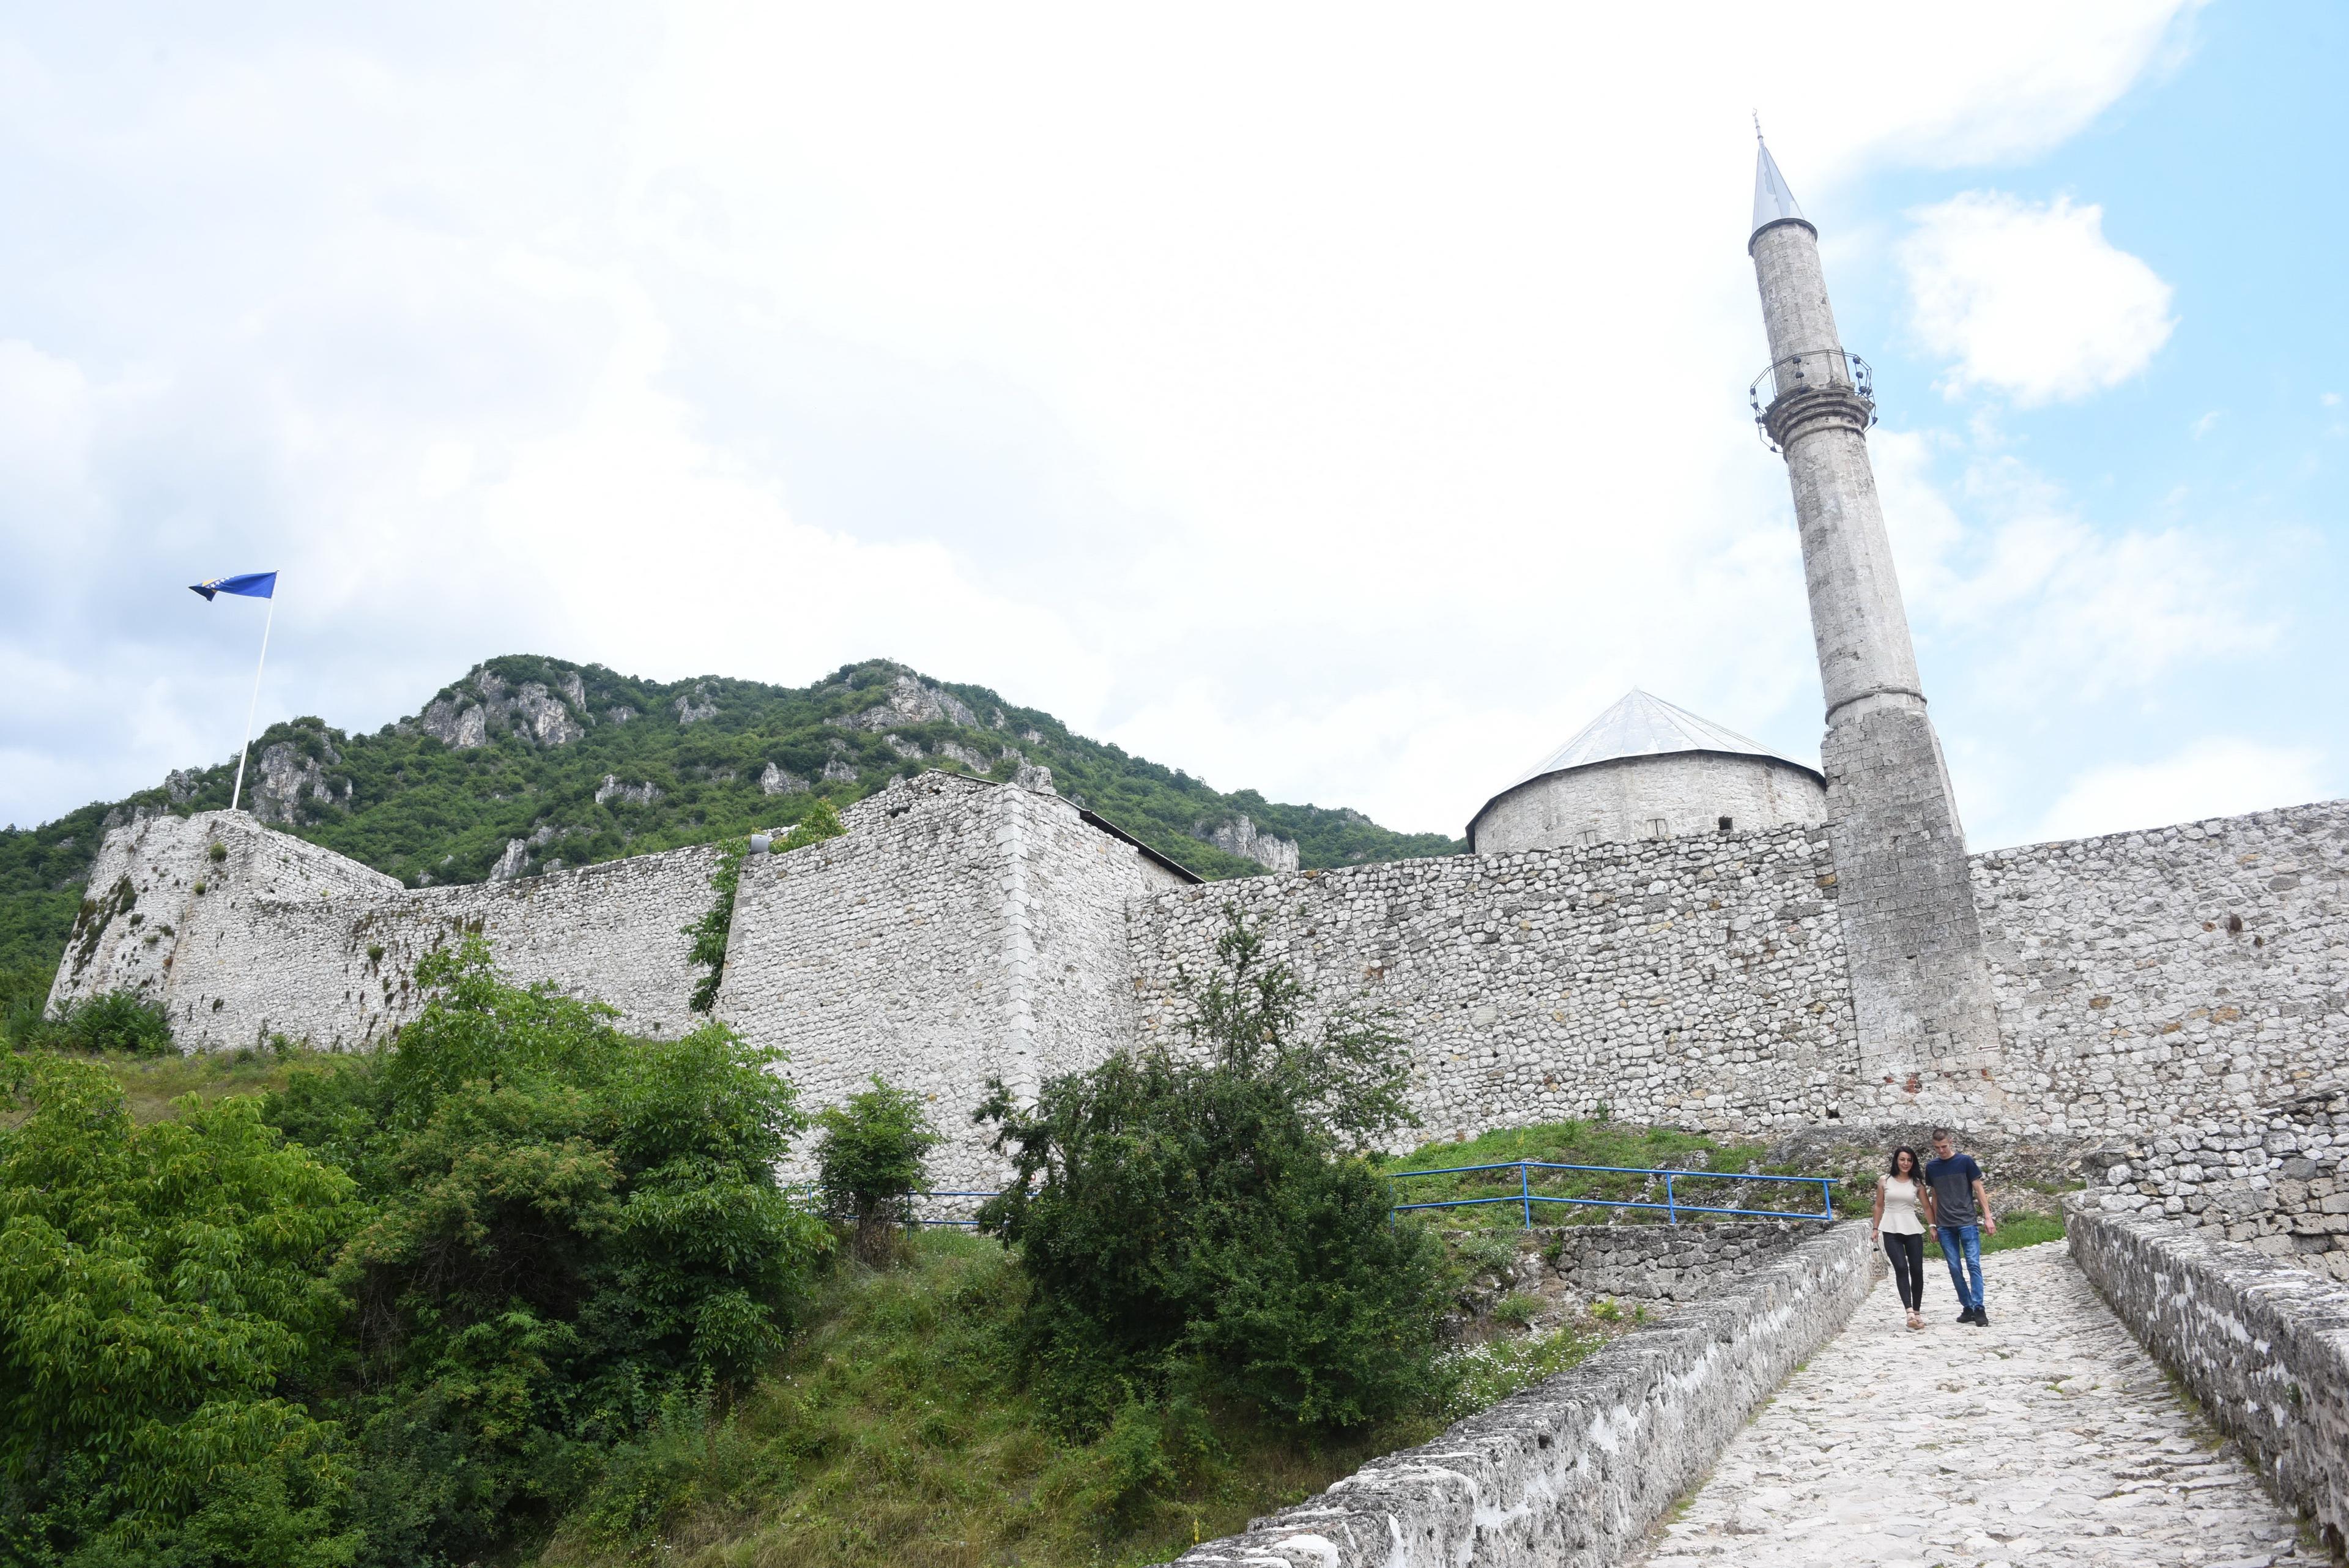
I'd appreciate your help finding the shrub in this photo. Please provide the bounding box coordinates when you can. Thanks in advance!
[1492,1292,1544,1328]
[815,1076,940,1265]
[263,935,834,1564]
[979,909,1448,1438]
[0,1055,362,1562]
[209,841,228,863]
[16,987,175,1055]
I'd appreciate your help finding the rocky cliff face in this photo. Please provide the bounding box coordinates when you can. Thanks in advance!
[826,672,980,732]
[1197,814,1299,873]
[412,666,588,750]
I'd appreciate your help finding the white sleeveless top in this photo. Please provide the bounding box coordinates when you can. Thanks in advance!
[1879,1176,1924,1235]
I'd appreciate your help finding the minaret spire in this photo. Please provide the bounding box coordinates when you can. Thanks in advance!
[1745,140,2005,1089]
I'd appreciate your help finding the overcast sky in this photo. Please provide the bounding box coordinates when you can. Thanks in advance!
[2,2,2341,849]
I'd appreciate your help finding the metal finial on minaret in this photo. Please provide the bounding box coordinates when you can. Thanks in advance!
[1744,141,2004,1086]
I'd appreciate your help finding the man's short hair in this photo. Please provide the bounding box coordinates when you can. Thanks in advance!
[1930,1127,1954,1142]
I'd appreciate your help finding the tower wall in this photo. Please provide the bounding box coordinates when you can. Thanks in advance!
[1471,751,1827,853]
[1751,207,2004,1079]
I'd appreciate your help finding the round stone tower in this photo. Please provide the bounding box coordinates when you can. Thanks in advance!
[1468,690,1825,853]
[1748,135,2002,1076]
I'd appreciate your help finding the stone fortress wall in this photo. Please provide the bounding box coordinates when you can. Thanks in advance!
[46,776,2349,1187]
[51,807,722,1050]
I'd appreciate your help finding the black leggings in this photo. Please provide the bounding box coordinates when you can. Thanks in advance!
[1884,1232,1925,1310]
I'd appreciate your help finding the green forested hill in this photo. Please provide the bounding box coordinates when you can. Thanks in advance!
[0,655,1461,981]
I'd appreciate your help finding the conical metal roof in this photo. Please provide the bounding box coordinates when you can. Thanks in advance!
[1751,138,1806,239]
[1500,690,1820,793]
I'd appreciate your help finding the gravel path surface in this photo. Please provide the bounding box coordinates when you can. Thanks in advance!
[1631,1239,2325,1567]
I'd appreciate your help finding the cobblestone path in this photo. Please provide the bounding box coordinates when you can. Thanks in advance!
[1632,1240,2325,1567]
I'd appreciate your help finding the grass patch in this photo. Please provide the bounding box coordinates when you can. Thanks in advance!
[1924,1211,2065,1260]
[540,1229,1485,1567]
[4,1042,320,1125]
[1378,1119,1857,1227]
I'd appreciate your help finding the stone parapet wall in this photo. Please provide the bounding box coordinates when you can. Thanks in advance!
[2066,1199,2349,1555]
[1131,826,1858,1147]
[1959,801,2349,1140]
[2082,1077,2348,1283]
[1163,1221,1877,1568]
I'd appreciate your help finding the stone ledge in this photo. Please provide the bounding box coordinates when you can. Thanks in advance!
[1160,1220,1876,1568]
[2066,1195,2349,1556]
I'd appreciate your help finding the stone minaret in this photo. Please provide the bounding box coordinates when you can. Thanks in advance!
[1747,137,2002,1077]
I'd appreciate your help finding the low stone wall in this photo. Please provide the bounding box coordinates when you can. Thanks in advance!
[1163,1221,1876,1568]
[1463,1221,1814,1314]
[2082,1077,2349,1284]
[2066,1198,2349,1556]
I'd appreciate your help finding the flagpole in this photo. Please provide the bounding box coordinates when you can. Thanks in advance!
[229,594,275,814]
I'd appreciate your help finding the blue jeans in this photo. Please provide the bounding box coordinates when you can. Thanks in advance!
[1937,1224,1984,1310]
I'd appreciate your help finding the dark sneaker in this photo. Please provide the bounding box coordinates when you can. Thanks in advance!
[1972,1308,1990,1327]
[1955,1307,1973,1323]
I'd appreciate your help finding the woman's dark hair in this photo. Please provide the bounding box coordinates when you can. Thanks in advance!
[1888,1145,1923,1178]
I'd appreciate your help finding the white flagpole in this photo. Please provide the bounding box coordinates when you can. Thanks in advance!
[229,593,275,814]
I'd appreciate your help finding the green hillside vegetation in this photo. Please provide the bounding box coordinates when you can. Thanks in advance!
[0,654,1461,986]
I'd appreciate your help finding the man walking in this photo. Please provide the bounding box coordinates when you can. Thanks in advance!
[1924,1128,1997,1326]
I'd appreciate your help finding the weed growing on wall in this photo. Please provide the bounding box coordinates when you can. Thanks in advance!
[685,800,845,1012]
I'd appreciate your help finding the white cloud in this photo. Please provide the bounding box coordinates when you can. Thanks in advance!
[1900,191,2176,406]
[2030,739,2325,845]
[1874,437,2272,702]
[0,4,2203,833]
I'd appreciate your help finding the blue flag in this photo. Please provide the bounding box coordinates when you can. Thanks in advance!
[190,571,277,601]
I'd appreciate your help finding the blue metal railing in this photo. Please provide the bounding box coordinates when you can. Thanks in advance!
[1386,1160,1838,1227]
[898,1162,1839,1230]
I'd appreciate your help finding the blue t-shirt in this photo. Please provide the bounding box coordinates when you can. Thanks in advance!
[1924,1153,1983,1228]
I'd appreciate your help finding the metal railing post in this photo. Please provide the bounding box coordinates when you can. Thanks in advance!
[1665,1172,1677,1226]
[1521,1162,1532,1229]
[1819,1178,1833,1221]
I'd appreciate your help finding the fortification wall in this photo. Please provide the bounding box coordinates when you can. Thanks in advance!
[49,808,719,1049]
[1953,801,2349,1140]
[713,773,1170,1186]
[1130,825,1858,1147]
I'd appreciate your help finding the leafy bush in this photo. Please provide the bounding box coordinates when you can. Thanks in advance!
[264,937,834,1563]
[0,1055,362,1564]
[979,909,1449,1439]
[11,987,175,1056]
[1491,1292,1544,1328]
[815,1076,940,1264]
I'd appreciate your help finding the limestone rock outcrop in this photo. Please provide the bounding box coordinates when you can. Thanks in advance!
[828,672,979,732]
[759,762,808,795]
[416,666,586,750]
[1197,814,1299,872]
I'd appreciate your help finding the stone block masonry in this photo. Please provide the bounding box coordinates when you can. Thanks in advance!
[1131,823,1862,1146]
[1162,1220,1877,1568]
[51,807,722,1049]
[46,776,2349,1184]
[714,771,1184,1187]
[2067,1197,2349,1556]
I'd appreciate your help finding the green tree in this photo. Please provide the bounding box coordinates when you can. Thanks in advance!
[0,1055,362,1566]
[978,910,1446,1438]
[263,937,834,1565]
[815,1077,940,1264]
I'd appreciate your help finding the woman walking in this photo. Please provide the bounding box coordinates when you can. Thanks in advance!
[1873,1146,1929,1329]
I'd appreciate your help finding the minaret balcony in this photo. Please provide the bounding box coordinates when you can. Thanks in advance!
[1748,349,1876,452]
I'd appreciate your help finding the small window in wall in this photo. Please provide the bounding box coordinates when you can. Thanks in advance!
[1576,828,1601,847]
[1646,817,1669,839]
[1718,816,1734,832]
